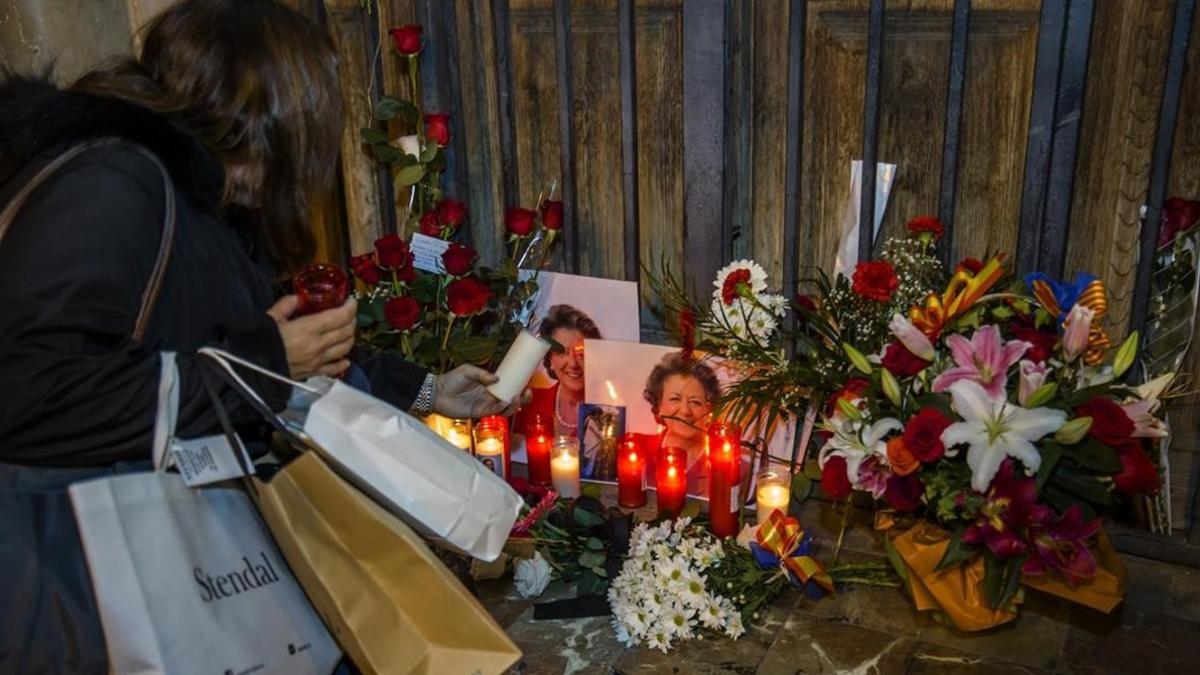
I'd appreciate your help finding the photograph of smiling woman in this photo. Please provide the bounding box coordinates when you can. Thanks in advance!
[642,353,722,495]
[514,304,601,437]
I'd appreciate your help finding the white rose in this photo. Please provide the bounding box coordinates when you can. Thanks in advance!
[395,134,421,159]
[513,551,552,598]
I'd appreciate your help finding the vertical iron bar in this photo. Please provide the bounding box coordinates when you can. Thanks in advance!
[554,0,578,273]
[682,0,728,303]
[858,0,885,262]
[1017,0,1068,274]
[492,0,520,209]
[619,0,640,283]
[366,6,396,233]
[937,0,970,263]
[783,0,807,303]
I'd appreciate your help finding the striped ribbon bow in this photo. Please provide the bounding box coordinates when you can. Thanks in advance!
[753,510,835,595]
[909,254,1007,338]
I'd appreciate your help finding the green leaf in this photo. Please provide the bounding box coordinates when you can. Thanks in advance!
[790,473,813,505]
[982,552,1025,610]
[803,458,823,481]
[934,527,977,571]
[420,143,439,164]
[1025,382,1059,409]
[882,535,910,586]
[1048,467,1112,506]
[572,507,605,528]
[375,96,419,124]
[590,566,608,578]
[581,483,603,500]
[457,337,498,365]
[578,551,606,569]
[1036,440,1064,491]
[1063,438,1122,473]
[913,393,954,418]
[585,537,605,551]
[395,164,426,187]
[680,501,701,520]
[361,127,390,145]
[1043,485,1097,521]
[577,571,607,596]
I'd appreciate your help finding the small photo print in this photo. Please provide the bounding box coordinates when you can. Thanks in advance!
[578,403,625,482]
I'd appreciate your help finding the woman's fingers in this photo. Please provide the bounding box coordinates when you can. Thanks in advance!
[317,359,351,377]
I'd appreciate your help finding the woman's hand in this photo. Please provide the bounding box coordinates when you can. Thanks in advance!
[434,365,532,419]
[267,295,357,379]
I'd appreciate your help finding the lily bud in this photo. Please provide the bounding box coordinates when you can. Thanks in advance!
[1018,360,1048,407]
[836,397,863,421]
[843,343,873,375]
[1062,304,1095,361]
[888,314,935,361]
[1112,331,1139,378]
[1025,382,1059,409]
[880,368,902,407]
[1054,416,1093,445]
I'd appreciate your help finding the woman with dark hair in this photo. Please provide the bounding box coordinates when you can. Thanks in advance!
[643,352,722,494]
[0,1,514,669]
[515,303,603,437]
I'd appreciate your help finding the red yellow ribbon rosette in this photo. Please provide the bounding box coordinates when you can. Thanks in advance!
[753,510,835,595]
[909,254,1007,338]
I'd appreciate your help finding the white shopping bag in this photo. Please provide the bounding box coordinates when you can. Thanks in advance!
[70,353,341,675]
[200,347,523,562]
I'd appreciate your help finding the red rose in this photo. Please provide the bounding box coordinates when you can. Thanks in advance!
[1114,441,1160,495]
[541,200,563,231]
[1011,321,1057,364]
[826,377,870,416]
[437,198,468,229]
[425,113,450,147]
[441,242,475,277]
[374,234,410,269]
[851,260,898,302]
[903,408,952,463]
[387,25,422,55]
[881,341,930,377]
[350,253,382,286]
[1160,198,1200,247]
[1075,397,1133,447]
[505,207,536,236]
[884,474,924,512]
[419,210,441,237]
[383,296,420,331]
[446,277,491,316]
[906,215,944,239]
[821,456,853,500]
[955,257,984,275]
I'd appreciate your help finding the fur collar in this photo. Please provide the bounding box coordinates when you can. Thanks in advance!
[0,74,223,211]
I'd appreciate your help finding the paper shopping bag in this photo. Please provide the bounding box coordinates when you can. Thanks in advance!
[254,450,521,675]
[70,473,341,675]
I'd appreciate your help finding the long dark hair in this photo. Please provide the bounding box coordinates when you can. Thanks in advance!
[72,0,342,273]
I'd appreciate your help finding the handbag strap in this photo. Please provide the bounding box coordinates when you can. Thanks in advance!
[0,137,177,342]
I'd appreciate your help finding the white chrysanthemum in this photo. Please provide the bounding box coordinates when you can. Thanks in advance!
[647,629,673,653]
[711,297,778,347]
[666,602,697,639]
[724,612,745,639]
[761,292,789,317]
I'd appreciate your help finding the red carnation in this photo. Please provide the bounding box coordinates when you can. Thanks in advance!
[1114,441,1160,495]
[437,198,468,229]
[441,242,475,277]
[425,113,450,147]
[851,260,898,303]
[419,210,441,237]
[505,207,536,236]
[541,200,563,231]
[1075,397,1134,447]
[903,408,952,463]
[387,25,422,55]
[383,296,420,331]
[821,456,853,500]
[955,257,984,275]
[446,277,491,316]
[374,234,410,269]
[906,215,944,239]
[884,474,924,512]
[721,269,752,305]
[881,341,930,377]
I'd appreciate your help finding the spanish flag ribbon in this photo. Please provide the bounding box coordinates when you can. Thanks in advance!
[909,254,1007,338]
[753,510,835,595]
[1028,275,1112,366]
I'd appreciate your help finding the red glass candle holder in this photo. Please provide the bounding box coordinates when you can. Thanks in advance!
[294,263,348,316]
[617,433,647,508]
[525,414,553,485]
[656,446,688,518]
[706,421,742,538]
[474,415,509,479]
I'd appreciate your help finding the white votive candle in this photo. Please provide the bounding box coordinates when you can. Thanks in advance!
[550,436,581,499]
[756,470,791,525]
[444,418,473,452]
[487,329,551,403]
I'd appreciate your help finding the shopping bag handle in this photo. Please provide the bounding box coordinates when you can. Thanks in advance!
[198,346,323,397]
[152,352,180,472]
[196,360,260,493]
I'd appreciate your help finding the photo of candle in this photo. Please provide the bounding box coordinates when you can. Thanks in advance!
[525,414,553,485]
[706,421,741,538]
[487,329,552,403]
[443,418,473,452]
[474,415,508,479]
[755,469,791,525]
[550,435,581,498]
[656,446,687,518]
[294,263,348,316]
[617,433,646,508]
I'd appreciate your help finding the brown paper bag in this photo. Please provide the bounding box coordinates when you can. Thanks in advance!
[253,451,521,675]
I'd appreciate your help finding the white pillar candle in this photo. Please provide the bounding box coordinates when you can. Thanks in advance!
[756,471,791,525]
[487,329,552,403]
[550,436,581,499]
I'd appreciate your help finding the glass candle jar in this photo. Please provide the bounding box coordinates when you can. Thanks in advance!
[706,421,742,538]
[656,446,688,518]
[755,469,791,525]
[443,417,473,452]
[550,435,581,499]
[474,415,509,479]
[294,263,348,316]
[524,414,553,485]
[617,433,647,508]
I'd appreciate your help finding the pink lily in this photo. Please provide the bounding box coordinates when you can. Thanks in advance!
[1062,304,1094,361]
[932,325,1031,400]
[889,313,936,361]
[1022,504,1101,585]
[1017,359,1048,407]
[1121,399,1168,439]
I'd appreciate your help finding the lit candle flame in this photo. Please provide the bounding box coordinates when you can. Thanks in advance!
[628,452,637,462]
[667,466,677,479]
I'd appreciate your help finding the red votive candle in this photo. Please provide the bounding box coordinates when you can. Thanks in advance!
[656,446,687,518]
[706,421,742,538]
[525,414,553,485]
[295,263,348,316]
[617,433,647,508]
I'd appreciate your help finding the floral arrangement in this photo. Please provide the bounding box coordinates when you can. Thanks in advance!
[350,24,562,373]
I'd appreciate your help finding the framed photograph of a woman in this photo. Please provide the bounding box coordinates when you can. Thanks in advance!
[578,403,625,480]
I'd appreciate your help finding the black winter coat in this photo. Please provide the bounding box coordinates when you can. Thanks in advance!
[0,77,427,466]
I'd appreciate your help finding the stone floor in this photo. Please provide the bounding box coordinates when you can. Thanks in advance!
[476,493,1200,674]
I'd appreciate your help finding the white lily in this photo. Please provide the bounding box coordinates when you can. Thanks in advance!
[942,380,1067,492]
[818,417,902,485]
